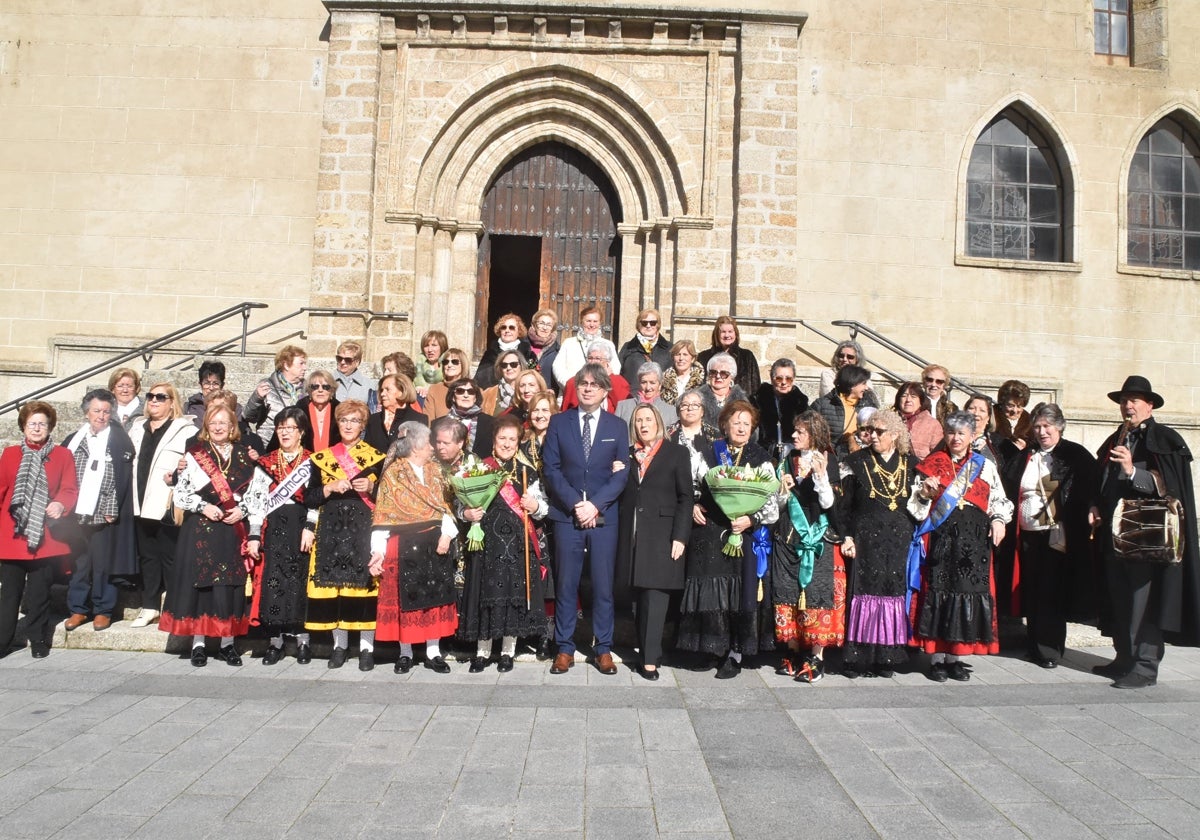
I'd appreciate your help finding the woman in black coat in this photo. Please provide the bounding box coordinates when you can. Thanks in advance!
[617,404,693,680]
[1003,403,1098,668]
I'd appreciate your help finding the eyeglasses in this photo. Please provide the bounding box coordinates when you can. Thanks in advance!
[338,418,364,426]
[708,370,732,380]
[200,379,222,389]
[773,375,794,383]
[578,381,601,390]
[276,424,300,433]
[441,359,461,368]
[24,421,49,429]
[679,403,702,411]
[924,377,946,385]
[335,355,357,365]
[453,387,476,396]
[146,392,171,403]
[499,361,521,370]
[309,383,332,392]
[534,320,555,329]
[639,320,658,327]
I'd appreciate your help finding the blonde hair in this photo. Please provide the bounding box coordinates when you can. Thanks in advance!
[199,404,241,443]
[145,381,184,420]
[107,367,141,394]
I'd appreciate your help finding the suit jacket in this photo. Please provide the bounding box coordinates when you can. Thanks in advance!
[542,409,629,527]
[616,440,693,591]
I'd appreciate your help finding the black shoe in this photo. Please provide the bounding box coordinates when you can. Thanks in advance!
[296,643,312,665]
[30,643,50,659]
[1036,658,1058,670]
[796,655,824,684]
[874,667,895,679]
[927,663,948,682]
[358,650,375,672]
[216,645,242,667]
[262,646,284,666]
[328,647,348,669]
[425,655,451,674]
[191,646,208,668]
[842,665,861,679]
[497,654,514,673]
[535,638,554,661]
[638,666,660,681]
[1113,672,1157,689]
[947,661,970,682]
[715,656,741,680]
[394,655,413,674]
[1092,660,1130,680]
[469,656,489,673]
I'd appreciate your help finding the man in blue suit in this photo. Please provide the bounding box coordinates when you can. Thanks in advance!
[542,362,630,674]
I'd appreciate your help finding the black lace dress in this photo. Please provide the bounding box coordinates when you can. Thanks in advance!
[677,440,778,657]
[839,448,918,669]
[458,459,548,641]
[252,449,312,633]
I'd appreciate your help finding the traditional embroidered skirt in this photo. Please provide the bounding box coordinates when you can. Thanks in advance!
[458,503,547,642]
[305,498,377,632]
[376,523,457,644]
[251,503,310,632]
[161,513,250,638]
[909,505,1000,656]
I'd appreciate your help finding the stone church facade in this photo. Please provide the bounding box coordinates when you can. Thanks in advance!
[2,0,1200,432]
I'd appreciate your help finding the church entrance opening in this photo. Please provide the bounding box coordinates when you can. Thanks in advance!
[475,141,622,358]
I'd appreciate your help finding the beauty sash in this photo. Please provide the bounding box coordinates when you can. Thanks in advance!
[905,451,985,614]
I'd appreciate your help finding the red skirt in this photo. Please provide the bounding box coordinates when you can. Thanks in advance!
[376,533,458,643]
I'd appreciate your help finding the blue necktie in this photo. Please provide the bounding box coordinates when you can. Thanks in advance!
[582,412,593,460]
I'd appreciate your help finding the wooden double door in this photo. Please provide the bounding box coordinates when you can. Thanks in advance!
[475,141,622,357]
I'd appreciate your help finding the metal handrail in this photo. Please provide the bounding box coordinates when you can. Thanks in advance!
[669,314,908,386]
[832,319,986,399]
[0,302,268,417]
[671,314,986,398]
[164,307,410,370]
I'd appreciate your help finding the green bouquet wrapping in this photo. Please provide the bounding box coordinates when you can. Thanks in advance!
[704,463,780,557]
[447,455,506,551]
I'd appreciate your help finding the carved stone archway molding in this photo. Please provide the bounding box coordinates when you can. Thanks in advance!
[313,1,807,358]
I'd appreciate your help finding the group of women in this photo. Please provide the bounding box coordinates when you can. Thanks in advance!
[0,317,1097,684]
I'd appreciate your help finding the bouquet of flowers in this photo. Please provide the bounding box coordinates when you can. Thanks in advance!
[447,455,506,551]
[704,463,780,557]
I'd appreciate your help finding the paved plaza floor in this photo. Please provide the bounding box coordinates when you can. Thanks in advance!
[2,643,1200,839]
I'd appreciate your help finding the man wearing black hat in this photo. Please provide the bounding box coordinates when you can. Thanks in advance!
[1089,376,1200,688]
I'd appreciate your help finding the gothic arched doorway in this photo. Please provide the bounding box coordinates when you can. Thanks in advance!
[475,141,622,358]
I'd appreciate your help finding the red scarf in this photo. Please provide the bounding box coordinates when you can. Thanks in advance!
[634,439,662,480]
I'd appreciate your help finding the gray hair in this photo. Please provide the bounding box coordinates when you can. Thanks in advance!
[705,351,737,376]
[82,388,116,412]
[430,415,466,443]
[584,341,614,363]
[636,361,663,382]
[1030,402,1067,432]
[770,357,796,379]
[831,339,865,368]
[943,411,976,435]
[386,421,432,463]
[575,362,612,392]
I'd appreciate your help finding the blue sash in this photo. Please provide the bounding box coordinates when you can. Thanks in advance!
[905,452,985,615]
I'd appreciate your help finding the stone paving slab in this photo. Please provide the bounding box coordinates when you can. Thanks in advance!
[1,644,1199,838]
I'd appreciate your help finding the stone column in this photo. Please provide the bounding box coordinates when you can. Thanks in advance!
[308,11,381,356]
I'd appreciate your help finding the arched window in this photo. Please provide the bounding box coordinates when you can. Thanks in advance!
[1127,116,1200,271]
[966,111,1065,262]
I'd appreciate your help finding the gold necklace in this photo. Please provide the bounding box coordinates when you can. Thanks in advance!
[210,443,232,475]
[863,451,906,511]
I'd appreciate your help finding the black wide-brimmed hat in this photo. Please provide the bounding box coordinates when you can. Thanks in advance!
[1107,375,1165,409]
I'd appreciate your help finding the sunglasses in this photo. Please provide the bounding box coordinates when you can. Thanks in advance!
[453,387,477,396]
[499,361,521,370]
[146,392,171,403]
[335,355,357,365]
[639,320,658,327]
[499,323,519,331]
[442,359,461,367]
[309,383,332,392]
[924,377,946,385]
[837,353,857,361]
[773,375,794,383]
[708,370,732,380]
[863,427,888,436]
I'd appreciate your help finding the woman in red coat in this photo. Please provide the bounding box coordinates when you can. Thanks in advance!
[0,401,79,658]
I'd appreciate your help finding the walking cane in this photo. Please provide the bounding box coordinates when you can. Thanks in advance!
[522,469,531,611]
